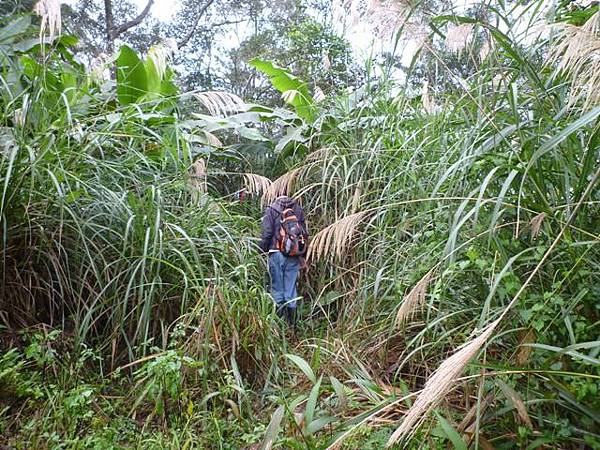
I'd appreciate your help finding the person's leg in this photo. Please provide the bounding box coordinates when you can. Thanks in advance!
[268,252,285,307]
[282,256,300,309]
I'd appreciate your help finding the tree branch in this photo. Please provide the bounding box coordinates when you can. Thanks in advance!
[210,19,245,28]
[113,0,155,37]
[177,0,215,49]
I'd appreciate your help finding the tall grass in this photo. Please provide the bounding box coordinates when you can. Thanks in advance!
[260,2,600,447]
[0,15,284,398]
[1,2,599,448]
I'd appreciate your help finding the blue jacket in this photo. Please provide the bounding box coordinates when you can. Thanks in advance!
[260,196,307,252]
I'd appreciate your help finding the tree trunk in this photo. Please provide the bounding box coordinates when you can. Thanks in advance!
[104,0,114,52]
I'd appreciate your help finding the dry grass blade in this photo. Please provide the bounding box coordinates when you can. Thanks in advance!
[202,130,222,147]
[243,173,272,195]
[386,318,501,447]
[307,211,369,262]
[281,90,302,104]
[194,91,247,116]
[33,0,62,42]
[395,269,434,327]
[351,182,362,214]
[458,391,494,433]
[306,147,331,163]
[547,11,600,109]
[262,167,303,205]
[529,212,546,239]
[13,94,29,127]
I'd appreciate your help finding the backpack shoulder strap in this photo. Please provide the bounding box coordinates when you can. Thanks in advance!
[267,205,282,216]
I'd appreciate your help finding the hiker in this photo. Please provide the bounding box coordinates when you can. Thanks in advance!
[260,195,308,325]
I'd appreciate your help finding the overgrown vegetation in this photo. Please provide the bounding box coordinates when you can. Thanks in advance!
[1,1,599,449]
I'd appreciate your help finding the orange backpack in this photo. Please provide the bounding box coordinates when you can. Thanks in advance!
[277,208,308,256]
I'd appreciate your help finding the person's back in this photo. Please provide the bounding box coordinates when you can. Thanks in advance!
[260,196,308,325]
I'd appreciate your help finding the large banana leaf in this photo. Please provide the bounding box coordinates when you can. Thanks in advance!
[116,45,148,105]
[249,58,316,122]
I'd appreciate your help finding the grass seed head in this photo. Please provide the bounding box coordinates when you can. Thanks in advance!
[387,318,500,446]
[547,11,600,109]
[395,269,434,326]
[195,91,247,117]
[307,211,369,262]
[148,40,177,79]
[34,0,62,42]
[445,24,473,54]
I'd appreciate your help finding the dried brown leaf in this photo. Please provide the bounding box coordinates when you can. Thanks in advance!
[243,173,272,196]
[496,379,533,429]
[516,328,536,366]
[189,158,207,196]
[262,167,303,205]
[529,212,546,240]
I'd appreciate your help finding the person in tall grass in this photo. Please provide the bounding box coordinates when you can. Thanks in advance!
[260,196,308,325]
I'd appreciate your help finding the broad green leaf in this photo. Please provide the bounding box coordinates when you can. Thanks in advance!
[160,69,178,97]
[275,126,307,152]
[20,55,41,79]
[305,376,322,425]
[238,126,268,141]
[61,70,78,101]
[0,16,31,43]
[116,45,148,105]
[330,376,347,409]
[259,405,285,450]
[145,57,161,94]
[306,416,336,434]
[249,58,315,122]
[289,394,307,412]
[527,106,600,172]
[285,354,316,383]
[435,412,468,450]
[12,38,41,53]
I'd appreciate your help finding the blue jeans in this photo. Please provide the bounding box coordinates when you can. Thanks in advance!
[268,251,300,308]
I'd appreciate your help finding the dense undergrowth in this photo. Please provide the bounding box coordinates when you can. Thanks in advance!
[1,2,600,449]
